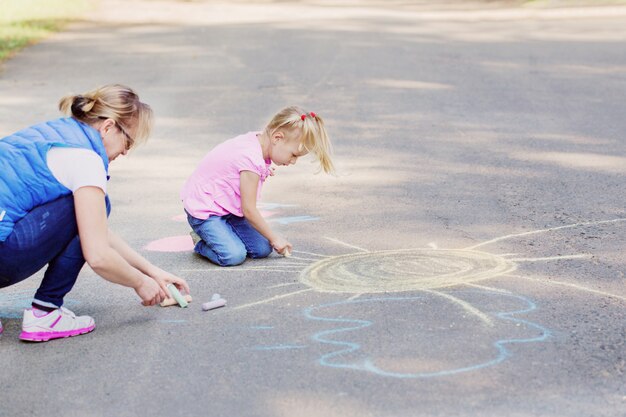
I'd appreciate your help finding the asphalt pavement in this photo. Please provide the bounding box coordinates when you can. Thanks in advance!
[0,1,625,416]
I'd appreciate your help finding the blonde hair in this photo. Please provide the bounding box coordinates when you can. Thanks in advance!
[58,84,153,147]
[265,106,334,174]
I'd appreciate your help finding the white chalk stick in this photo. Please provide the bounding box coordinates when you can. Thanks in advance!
[283,249,291,257]
[202,299,226,311]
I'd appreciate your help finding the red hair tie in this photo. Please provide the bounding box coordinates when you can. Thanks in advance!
[301,112,317,121]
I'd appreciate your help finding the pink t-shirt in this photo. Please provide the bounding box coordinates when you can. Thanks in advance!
[181,131,272,219]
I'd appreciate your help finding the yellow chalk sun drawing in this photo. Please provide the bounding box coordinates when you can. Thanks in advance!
[300,248,517,293]
[183,218,626,318]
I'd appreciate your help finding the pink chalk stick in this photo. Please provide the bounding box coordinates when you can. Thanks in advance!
[202,299,226,311]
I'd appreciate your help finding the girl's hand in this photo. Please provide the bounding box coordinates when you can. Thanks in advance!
[271,237,292,256]
[134,276,166,306]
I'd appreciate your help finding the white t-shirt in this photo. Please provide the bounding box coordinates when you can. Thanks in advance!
[47,147,107,193]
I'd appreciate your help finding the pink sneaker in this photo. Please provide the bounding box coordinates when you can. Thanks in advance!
[0,319,3,336]
[19,307,95,342]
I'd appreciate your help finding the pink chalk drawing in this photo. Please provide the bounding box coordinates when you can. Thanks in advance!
[144,235,195,252]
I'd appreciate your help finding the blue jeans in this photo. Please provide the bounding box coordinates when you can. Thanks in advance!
[187,212,272,266]
[0,194,111,307]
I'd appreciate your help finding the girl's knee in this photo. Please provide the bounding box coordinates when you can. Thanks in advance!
[195,237,246,266]
[218,247,247,266]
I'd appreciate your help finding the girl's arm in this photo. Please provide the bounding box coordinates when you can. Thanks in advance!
[73,186,167,306]
[240,170,292,254]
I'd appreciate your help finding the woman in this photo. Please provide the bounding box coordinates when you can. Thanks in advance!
[0,84,189,342]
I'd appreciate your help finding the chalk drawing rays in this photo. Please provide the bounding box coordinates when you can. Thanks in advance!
[464,218,626,303]
[303,219,626,302]
[305,293,551,378]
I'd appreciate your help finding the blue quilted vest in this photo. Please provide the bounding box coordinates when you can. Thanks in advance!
[0,117,109,241]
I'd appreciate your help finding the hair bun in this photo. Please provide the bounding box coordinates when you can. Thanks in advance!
[71,95,95,117]
[80,96,96,113]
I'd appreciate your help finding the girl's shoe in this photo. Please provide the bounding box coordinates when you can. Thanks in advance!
[190,230,201,245]
[19,307,95,342]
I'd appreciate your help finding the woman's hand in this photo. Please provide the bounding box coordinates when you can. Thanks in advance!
[271,236,292,256]
[104,229,191,300]
[149,268,191,297]
[134,276,167,306]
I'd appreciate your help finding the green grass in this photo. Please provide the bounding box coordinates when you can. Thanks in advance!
[0,0,92,61]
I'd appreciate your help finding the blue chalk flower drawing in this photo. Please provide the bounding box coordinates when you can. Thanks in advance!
[304,293,550,378]
[185,216,626,378]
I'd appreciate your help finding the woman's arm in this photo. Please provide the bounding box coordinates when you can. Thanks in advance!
[240,170,292,254]
[107,229,190,295]
[73,186,167,305]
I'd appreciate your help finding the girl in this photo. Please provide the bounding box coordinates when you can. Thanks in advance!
[0,84,189,342]
[181,106,334,266]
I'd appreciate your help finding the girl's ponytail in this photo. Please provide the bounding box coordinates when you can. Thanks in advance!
[266,106,335,174]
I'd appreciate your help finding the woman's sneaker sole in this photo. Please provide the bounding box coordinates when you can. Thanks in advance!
[19,324,95,342]
[19,307,96,342]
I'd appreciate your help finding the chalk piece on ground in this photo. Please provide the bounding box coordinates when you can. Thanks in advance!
[202,298,227,311]
[164,284,189,308]
[283,249,291,257]
[211,293,221,301]
[160,294,192,307]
